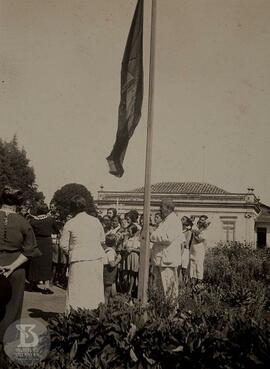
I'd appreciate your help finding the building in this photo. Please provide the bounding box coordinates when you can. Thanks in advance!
[255,203,270,248]
[97,182,267,248]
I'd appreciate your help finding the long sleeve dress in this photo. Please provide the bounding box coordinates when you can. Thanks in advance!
[189,228,208,280]
[28,215,59,282]
[0,209,40,341]
[60,212,106,312]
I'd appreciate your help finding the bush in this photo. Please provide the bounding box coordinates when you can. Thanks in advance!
[204,242,270,286]
[1,296,270,368]
[1,244,270,368]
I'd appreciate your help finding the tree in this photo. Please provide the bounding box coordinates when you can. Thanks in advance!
[0,136,45,205]
[51,183,96,221]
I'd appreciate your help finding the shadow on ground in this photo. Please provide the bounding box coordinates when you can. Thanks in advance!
[27,308,60,321]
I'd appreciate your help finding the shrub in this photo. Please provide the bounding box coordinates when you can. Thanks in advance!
[1,243,270,368]
[205,242,270,286]
[1,296,270,369]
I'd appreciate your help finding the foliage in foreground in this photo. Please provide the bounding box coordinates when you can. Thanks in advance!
[1,293,269,369]
[1,243,270,369]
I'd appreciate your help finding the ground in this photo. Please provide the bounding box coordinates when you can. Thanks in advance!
[22,285,65,325]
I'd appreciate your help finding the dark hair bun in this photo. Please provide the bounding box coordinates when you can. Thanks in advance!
[36,202,49,216]
[1,186,24,206]
[70,195,87,214]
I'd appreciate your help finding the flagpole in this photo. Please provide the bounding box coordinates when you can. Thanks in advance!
[138,0,157,304]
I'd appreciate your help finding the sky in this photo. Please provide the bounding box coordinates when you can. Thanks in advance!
[1,0,270,204]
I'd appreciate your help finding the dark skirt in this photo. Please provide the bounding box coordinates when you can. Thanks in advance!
[28,236,53,282]
[0,268,25,342]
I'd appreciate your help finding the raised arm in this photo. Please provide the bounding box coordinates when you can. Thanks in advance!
[192,229,207,243]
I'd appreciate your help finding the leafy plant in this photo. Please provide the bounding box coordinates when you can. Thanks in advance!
[1,244,270,368]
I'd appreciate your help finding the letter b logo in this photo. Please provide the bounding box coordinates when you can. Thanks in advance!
[16,324,39,348]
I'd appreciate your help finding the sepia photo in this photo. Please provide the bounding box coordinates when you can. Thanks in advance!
[1,0,270,367]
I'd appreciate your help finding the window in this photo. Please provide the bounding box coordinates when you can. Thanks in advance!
[220,218,236,242]
[257,227,267,248]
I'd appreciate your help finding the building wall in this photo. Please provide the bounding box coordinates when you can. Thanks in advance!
[255,222,270,248]
[98,201,257,247]
[173,207,256,247]
[267,226,270,247]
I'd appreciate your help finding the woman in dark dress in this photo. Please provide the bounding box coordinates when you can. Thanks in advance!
[0,186,40,342]
[28,202,59,294]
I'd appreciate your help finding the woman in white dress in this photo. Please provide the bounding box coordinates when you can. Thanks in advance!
[189,215,210,285]
[60,195,105,312]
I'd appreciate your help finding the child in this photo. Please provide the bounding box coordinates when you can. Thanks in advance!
[103,234,122,304]
[124,224,140,296]
[115,217,130,293]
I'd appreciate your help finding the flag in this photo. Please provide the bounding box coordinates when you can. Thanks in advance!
[107,0,144,177]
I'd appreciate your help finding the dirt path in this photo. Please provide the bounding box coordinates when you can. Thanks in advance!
[22,285,66,325]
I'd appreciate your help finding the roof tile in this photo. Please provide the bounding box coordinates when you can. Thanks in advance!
[132,182,228,194]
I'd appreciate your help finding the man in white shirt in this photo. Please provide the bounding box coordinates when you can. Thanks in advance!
[150,199,183,298]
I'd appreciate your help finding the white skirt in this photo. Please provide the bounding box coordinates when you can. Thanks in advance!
[189,244,205,280]
[181,248,190,269]
[66,258,104,312]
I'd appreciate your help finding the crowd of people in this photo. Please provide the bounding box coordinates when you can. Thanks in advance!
[98,205,210,299]
[0,185,210,342]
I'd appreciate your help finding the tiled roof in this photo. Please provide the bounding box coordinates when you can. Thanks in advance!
[256,215,270,222]
[256,204,270,222]
[132,182,228,194]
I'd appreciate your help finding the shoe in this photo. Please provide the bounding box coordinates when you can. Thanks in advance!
[30,285,43,293]
[42,288,54,295]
